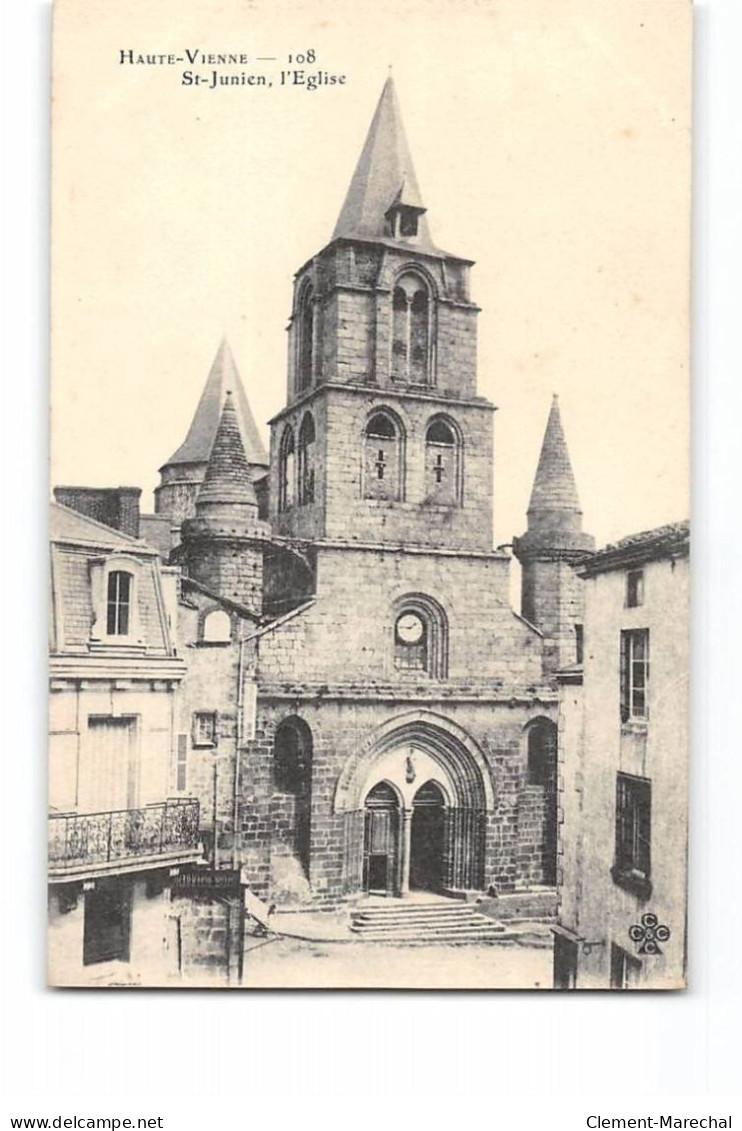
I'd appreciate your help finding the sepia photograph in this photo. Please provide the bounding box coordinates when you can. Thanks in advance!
[48,0,691,989]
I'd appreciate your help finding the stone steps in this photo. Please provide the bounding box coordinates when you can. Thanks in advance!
[350,900,507,944]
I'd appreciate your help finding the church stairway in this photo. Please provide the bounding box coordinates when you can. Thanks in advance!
[349,899,507,944]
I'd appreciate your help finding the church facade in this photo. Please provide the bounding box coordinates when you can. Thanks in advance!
[153,76,594,907]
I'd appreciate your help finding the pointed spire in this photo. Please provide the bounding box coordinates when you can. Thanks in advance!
[196,392,258,513]
[527,395,582,517]
[163,338,268,470]
[333,76,434,249]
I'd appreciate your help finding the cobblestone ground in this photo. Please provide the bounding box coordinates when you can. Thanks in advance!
[241,936,553,989]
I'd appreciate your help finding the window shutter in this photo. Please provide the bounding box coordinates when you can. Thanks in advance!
[176,733,188,792]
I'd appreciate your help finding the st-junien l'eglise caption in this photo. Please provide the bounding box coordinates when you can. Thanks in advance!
[48,76,688,989]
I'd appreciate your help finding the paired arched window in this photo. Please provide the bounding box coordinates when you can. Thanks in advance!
[297,284,314,393]
[363,410,403,501]
[425,416,461,505]
[106,571,132,636]
[278,425,296,513]
[297,413,316,505]
[391,272,430,384]
[393,595,448,679]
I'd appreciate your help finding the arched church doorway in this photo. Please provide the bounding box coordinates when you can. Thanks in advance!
[362,781,400,896]
[410,781,446,892]
[337,714,494,898]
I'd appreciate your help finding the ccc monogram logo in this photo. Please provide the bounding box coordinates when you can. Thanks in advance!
[629,912,671,955]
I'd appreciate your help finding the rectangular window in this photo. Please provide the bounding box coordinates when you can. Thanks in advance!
[106,571,131,636]
[176,733,188,791]
[627,569,644,608]
[192,711,217,748]
[610,943,641,990]
[614,772,651,889]
[83,880,132,966]
[621,629,650,721]
[574,623,584,665]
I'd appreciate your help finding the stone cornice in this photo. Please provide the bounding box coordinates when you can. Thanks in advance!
[268,381,496,425]
[49,653,186,683]
[256,682,557,706]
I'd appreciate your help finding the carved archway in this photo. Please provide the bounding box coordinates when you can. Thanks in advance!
[337,712,493,895]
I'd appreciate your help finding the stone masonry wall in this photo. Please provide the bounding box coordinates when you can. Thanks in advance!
[239,695,559,902]
[521,557,585,674]
[286,243,479,403]
[257,546,542,689]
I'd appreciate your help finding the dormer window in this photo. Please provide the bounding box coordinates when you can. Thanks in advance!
[399,208,419,238]
[384,188,426,241]
[106,571,132,636]
[90,556,144,646]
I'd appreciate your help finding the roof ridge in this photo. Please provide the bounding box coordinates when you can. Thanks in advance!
[162,339,269,470]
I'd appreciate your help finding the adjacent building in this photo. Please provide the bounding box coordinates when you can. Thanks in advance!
[48,503,201,985]
[553,521,689,990]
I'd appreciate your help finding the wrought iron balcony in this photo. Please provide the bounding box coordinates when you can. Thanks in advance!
[48,798,202,881]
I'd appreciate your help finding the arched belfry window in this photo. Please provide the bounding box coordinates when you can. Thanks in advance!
[393,594,448,679]
[363,410,403,501]
[425,416,461,505]
[298,413,316,506]
[278,425,296,513]
[391,273,431,385]
[297,284,314,393]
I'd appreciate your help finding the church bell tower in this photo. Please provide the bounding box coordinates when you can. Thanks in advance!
[268,76,496,554]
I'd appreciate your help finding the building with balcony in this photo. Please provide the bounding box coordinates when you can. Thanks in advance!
[553,521,689,990]
[48,503,201,985]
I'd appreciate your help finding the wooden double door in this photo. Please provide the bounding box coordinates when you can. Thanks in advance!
[362,780,447,896]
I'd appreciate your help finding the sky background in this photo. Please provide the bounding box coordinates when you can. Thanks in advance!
[51,0,691,551]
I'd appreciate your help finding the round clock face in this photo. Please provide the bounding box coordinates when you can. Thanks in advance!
[396,612,424,645]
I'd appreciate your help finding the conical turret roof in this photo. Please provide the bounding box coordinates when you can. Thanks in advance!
[527,395,582,516]
[163,338,268,470]
[196,392,258,511]
[333,76,435,251]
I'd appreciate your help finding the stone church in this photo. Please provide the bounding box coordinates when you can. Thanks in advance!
[59,76,595,918]
[154,75,596,906]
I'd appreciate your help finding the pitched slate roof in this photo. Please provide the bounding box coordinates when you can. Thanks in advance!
[50,501,152,552]
[527,395,582,516]
[162,338,268,470]
[579,520,689,576]
[332,75,437,252]
[49,503,168,654]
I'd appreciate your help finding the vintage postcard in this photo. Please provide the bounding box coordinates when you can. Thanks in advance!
[49,0,691,988]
